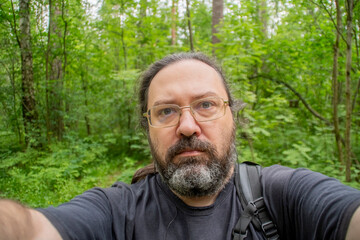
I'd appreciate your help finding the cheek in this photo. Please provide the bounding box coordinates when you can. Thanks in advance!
[149,129,174,156]
[209,117,234,149]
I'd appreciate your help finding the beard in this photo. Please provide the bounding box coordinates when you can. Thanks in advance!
[149,129,237,198]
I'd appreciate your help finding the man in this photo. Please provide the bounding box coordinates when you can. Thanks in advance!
[1,52,360,240]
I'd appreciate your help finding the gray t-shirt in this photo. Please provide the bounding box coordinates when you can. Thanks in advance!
[38,165,360,240]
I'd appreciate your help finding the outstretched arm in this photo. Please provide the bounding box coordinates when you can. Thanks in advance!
[0,199,62,240]
[346,206,360,240]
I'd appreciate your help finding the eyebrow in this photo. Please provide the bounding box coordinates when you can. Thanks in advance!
[152,91,221,106]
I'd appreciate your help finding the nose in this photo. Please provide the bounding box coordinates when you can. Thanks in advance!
[175,108,201,137]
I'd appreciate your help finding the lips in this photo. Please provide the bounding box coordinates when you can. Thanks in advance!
[177,149,204,157]
[175,147,204,155]
[166,135,213,162]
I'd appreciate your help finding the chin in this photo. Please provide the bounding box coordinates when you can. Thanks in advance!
[165,160,227,198]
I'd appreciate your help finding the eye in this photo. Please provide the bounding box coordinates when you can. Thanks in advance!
[200,101,213,109]
[155,106,177,117]
[153,106,178,124]
[194,100,216,110]
[161,107,175,116]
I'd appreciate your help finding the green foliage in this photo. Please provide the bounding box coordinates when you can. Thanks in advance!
[0,139,100,206]
[0,135,150,207]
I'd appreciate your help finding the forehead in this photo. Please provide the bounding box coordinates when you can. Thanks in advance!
[147,60,227,106]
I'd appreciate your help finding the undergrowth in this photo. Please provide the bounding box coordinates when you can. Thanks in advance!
[0,138,149,208]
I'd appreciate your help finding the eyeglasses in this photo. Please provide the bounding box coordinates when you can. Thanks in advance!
[143,96,229,128]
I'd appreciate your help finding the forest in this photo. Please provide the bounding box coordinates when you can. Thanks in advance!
[1,0,360,208]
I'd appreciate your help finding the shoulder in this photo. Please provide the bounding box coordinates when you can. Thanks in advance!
[261,165,360,240]
[261,164,319,182]
[105,173,160,203]
[37,174,162,239]
[261,164,359,195]
[261,164,360,207]
[40,173,160,217]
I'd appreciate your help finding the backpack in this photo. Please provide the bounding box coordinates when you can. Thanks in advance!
[232,162,280,240]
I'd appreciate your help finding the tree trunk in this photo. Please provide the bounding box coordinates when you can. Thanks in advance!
[47,0,65,141]
[18,0,38,147]
[135,0,146,68]
[212,0,223,55]
[345,0,354,181]
[259,0,268,37]
[171,0,177,45]
[81,70,91,136]
[45,12,51,143]
[352,77,360,112]
[185,0,194,52]
[332,0,343,166]
[352,19,360,112]
[121,25,127,70]
[62,0,71,130]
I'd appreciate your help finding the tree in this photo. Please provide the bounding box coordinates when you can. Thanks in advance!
[344,0,355,181]
[185,0,194,51]
[46,0,65,141]
[14,0,38,147]
[331,0,344,167]
[171,0,178,46]
[212,0,223,55]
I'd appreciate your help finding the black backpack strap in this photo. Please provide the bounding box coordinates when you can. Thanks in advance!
[232,162,279,240]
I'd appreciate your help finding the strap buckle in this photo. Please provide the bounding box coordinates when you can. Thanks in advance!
[261,221,279,239]
[251,197,265,213]
[232,228,248,240]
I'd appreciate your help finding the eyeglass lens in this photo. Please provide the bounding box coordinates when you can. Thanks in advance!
[148,96,226,127]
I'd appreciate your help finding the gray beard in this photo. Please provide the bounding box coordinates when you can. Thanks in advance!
[150,133,237,198]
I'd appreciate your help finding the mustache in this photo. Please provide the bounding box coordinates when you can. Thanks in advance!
[166,135,217,161]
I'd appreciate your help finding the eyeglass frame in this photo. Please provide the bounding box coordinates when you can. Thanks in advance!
[143,96,229,128]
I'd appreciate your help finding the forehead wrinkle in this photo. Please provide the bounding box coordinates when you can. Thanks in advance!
[147,60,227,109]
[151,91,226,107]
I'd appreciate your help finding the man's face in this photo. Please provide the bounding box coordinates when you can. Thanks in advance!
[147,60,236,197]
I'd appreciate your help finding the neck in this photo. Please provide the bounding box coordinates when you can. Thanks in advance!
[175,193,219,207]
[173,165,234,207]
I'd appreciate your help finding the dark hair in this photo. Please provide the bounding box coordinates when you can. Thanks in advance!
[138,52,234,130]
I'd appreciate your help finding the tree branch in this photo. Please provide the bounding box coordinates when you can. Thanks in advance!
[352,76,360,112]
[309,0,347,44]
[249,74,359,166]
[10,0,21,48]
[354,0,359,7]
[250,74,331,125]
